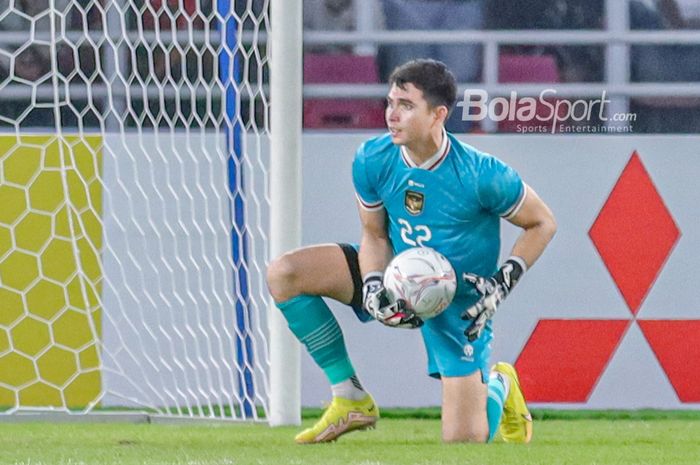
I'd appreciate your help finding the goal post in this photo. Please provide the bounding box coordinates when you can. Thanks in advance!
[0,0,301,423]
[268,0,302,427]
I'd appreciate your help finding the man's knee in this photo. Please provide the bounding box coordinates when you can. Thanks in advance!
[267,254,300,302]
[442,428,489,444]
[441,372,490,444]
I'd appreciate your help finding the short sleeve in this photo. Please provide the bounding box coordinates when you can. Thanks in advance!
[476,155,525,219]
[352,143,383,211]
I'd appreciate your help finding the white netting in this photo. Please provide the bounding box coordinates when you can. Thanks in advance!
[0,0,272,420]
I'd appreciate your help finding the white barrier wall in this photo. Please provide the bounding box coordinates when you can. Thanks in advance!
[300,134,700,410]
[94,132,700,410]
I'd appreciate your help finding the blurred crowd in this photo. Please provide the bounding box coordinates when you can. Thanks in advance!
[304,0,700,133]
[1,0,699,132]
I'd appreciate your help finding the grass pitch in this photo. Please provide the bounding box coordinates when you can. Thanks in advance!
[1,413,699,465]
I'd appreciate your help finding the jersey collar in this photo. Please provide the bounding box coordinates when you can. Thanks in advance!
[400,129,450,171]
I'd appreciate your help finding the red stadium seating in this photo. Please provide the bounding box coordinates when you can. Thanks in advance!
[303,54,385,129]
[498,54,563,132]
[498,54,560,83]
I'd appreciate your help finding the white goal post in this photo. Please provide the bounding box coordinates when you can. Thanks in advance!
[0,0,301,424]
[268,0,302,427]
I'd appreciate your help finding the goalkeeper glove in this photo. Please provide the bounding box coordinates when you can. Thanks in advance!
[362,272,423,329]
[461,257,527,342]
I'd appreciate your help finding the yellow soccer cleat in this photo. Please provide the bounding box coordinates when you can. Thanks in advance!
[294,394,379,444]
[493,362,533,444]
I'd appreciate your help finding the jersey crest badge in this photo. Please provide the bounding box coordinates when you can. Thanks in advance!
[404,190,424,215]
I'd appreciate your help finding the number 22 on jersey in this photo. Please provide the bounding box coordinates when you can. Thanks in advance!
[398,218,432,246]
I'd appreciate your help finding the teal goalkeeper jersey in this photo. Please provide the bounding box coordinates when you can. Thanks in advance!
[352,131,525,306]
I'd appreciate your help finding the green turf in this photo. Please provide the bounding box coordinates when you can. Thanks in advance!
[304,407,700,421]
[1,417,700,465]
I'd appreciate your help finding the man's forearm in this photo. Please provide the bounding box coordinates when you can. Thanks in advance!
[510,220,557,268]
[358,234,393,278]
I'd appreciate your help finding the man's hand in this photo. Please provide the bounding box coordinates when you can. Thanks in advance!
[461,257,526,341]
[362,273,423,329]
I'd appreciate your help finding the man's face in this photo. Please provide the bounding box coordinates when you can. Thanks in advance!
[385,83,441,146]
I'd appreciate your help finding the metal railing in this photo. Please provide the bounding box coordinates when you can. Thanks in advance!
[4,29,698,99]
[301,30,700,98]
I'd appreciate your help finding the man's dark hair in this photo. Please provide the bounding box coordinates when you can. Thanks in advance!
[388,59,458,110]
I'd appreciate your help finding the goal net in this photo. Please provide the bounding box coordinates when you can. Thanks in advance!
[0,0,274,421]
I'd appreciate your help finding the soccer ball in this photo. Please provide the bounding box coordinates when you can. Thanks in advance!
[383,247,457,320]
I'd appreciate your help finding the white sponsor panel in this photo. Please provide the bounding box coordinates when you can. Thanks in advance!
[96,132,700,409]
[301,134,700,409]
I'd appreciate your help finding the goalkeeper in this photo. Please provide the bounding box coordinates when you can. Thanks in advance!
[267,59,556,444]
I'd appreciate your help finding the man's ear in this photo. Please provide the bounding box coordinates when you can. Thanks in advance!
[434,105,449,125]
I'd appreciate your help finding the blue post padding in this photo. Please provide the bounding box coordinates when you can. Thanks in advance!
[217,0,255,418]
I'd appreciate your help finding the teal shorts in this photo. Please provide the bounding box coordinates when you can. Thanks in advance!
[420,299,492,382]
[339,243,492,382]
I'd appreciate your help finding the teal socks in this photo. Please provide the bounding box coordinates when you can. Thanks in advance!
[486,370,509,442]
[279,294,509,434]
[277,295,356,385]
